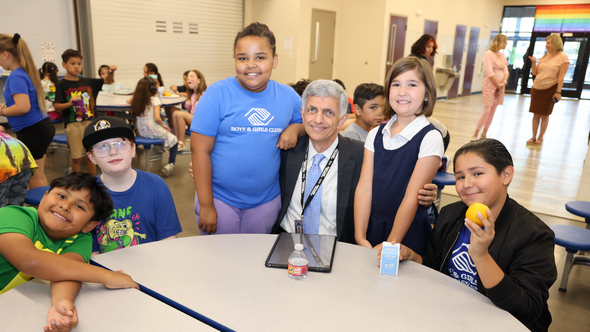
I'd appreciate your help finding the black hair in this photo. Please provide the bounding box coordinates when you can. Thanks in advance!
[411,34,438,56]
[453,139,513,175]
[353,83,384,109]
[39,62,59,85]
[145,62,164,86]
[61,49,83,63]
[48,172,114,222]
[98,64,110,77]
[289,78,311,97]
[332,79,346,90]
[234,22,276,56]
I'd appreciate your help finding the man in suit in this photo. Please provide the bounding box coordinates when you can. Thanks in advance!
[272,80,436,244]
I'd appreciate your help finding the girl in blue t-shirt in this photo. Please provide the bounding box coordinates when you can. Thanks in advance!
[0,34,55,188]
[355,57,443,255]
[191,22,304,235]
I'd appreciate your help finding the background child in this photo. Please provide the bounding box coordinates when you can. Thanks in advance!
[99,64,118,92]
[0,130,37,207]
[172,69,207,153]
[54,49,116,175]
[0,172,137,329]
[191,22,304,235]
[0,33,55,189]
[83,116,182,254]
[39,61,61,121]
[170,70,189,97]
[130,77,179,176]
[288,78,311,97]
[355,57,443,255]
[342,83,384,142]
[390,139,557,332]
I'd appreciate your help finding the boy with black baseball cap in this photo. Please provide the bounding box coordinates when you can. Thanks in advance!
[83,116,182,255]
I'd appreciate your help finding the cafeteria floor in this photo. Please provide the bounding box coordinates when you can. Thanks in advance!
[41,93,589,332]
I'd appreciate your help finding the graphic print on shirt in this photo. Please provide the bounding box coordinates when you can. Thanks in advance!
[64,86,95,122]
[95,206,146,253]
[230,107,284,133]
[448,243,479,290]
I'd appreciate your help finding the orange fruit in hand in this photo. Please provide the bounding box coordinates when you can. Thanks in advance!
[465,203,489,227]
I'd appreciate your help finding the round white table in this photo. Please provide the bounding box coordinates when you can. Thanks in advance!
[95,91,186,119]
[91,234,528,331]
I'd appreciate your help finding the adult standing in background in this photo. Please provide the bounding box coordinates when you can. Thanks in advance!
[409,34,438,61]
[526,34,569,146]
[471,34,509,141]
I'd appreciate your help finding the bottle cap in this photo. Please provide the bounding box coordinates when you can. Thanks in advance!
[295,243,304,250]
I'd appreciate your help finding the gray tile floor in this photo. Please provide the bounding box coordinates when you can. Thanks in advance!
[38,125,590,332]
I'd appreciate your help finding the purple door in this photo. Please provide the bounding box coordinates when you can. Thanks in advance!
[448,25,467,99]
[462,27,480,96]
[424,20,438,68]
[385,15,407,78]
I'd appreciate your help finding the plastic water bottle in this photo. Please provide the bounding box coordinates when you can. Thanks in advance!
[288,243,308,280]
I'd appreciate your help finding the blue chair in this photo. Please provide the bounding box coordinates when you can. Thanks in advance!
[48,134,72,175]
[24,186,50,206]
[549,224,590,292]
[431,171,456,211]
[135,137,165,172]
[565,201,590,230]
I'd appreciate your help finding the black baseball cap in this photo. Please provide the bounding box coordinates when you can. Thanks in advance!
[83,116,135,150]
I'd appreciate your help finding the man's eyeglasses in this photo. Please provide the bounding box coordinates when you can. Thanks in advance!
[92,140,132,158]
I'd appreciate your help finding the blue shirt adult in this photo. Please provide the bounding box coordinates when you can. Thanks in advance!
[191,77,302,209]
[91,170,182,253]
[3,67,47,132]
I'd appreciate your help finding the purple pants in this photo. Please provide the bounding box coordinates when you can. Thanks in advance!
[195,192,281,235]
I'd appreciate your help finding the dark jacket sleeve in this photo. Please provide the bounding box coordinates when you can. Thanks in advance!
[484,210,556,330]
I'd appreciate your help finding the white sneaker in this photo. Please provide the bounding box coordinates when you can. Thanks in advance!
[162,163,174,177]
[178,147,191,155]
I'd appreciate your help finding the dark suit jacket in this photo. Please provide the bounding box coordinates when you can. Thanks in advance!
[272,134,364,244]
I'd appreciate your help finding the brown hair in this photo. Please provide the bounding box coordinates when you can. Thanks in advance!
[382,57,437,119]
[61,49,83,63]
[234,22,276,56]
[130,77,156,117]
[0,34,47,115]
[145,63,164,86]
[186,69,207,104]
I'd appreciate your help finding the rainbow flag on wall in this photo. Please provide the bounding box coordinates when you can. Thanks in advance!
[534,4,590,33]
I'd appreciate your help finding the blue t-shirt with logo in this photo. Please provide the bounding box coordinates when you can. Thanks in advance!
[191,77,302,209]
[3,67,47,132]
[447,225,479,291]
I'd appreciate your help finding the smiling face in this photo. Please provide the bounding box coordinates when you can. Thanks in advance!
[62,57,83,77]
[545,39,553,53]
[187,71,200,91]
[424,41,434,56]
[301,96,347,153]
[38,187,97,242]
[87,138,136,175]
[389,69,426,118]
[234,36,278,93]
[454,152,512,215]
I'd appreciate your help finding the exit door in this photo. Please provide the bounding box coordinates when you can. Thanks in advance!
[448,25,467,99]
[309,9,336,80]
[385,15,407,77]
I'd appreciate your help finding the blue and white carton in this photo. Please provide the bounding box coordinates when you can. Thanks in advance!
[380,242,400,276]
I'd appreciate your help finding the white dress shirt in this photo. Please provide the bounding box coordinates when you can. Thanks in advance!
[281,137,339,236]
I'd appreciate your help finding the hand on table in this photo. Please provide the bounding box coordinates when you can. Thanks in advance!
[45,300,78,332]
[376,241,416,266]
[103,270,139,290]
[465,208,495,262]
[198,205,218,234]
[418,183,438,206]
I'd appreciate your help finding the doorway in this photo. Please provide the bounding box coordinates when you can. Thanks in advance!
[385,15,407,78]
[462,27,480,96]
[448,25,467,99]
[308,9,336,80]
[424,20,438,68]
[521,33,590,99]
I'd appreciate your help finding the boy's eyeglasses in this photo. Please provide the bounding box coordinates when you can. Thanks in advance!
[92,141,132,158]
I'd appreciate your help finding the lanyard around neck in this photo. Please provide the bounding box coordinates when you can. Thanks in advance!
[300,144,339,218]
